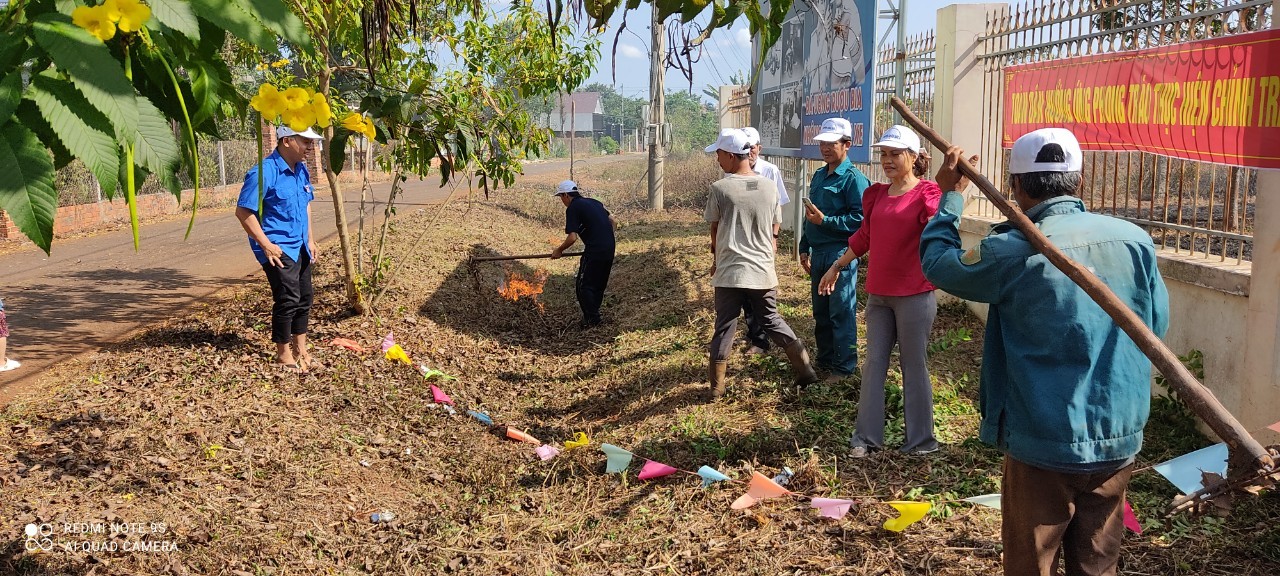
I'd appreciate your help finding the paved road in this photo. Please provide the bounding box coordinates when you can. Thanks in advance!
[0,155,632,404]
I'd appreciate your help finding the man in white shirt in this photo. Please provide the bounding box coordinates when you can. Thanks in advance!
[739,127,789,354]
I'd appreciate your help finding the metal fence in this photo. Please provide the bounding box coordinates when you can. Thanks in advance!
[978,0,1271,263]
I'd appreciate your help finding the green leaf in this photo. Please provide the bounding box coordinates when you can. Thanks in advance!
[31,15,140,141]
[188,0,274,51]
[133,96,182,195]
[0,72,21,122]
[0,122,57,254]
[330,130,350,175]
[149,0,201,40]
[241,0,313,52]
[0,31,27,71]
[28,73,121,199]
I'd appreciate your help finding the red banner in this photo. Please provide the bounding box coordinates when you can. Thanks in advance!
[1003,29,1280,168]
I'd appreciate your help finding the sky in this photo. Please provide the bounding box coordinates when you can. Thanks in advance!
[583,0,953,101]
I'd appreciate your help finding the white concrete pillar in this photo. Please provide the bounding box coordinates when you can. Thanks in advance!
[933,4,1005,160]
[1241,171,1280,434]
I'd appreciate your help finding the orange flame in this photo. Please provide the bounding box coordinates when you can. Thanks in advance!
[497,268,549,312]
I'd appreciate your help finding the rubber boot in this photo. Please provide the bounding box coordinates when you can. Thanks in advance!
[783,341,819,388]
[709,360,729,400]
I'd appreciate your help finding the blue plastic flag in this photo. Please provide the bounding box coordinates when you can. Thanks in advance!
[960,494,1002,510]
[1153,442,1228,495]
[696,465,731,488]
[466,410,493,426]
[600,443,634,474]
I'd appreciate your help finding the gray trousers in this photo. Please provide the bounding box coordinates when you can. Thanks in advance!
[711,287,799,362]
[851,291,938,453]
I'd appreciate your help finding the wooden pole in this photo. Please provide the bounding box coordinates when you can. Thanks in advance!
[888,96,1273,478]
[469,252,584,263]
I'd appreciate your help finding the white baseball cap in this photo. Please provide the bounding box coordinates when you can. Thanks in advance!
[276,126,324,140]
[554,180,579,195]
[1009,128,1083,174]
[812,117,852,143]
[704,128,753,154]
[872,125,921,153]
[741,127,761,147]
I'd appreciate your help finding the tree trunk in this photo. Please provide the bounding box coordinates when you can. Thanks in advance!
[318,69,367,314]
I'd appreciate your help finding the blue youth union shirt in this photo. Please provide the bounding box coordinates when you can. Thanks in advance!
[236,150,314,265]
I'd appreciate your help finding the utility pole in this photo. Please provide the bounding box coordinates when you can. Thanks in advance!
[648,8,665,212]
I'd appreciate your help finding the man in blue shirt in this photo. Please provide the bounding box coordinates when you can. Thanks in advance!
[551,180,616,328]
[235,127,323,371]
[799,118,869,382]
[922,129,1169,576]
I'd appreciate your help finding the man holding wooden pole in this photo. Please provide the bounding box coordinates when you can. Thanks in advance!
[921,128,1169,576]
[551,180,616,328]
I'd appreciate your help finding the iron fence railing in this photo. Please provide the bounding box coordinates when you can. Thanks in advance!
[978,0,1271,263]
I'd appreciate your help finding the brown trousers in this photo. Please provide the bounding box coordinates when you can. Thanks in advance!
[1001,455,1133,576]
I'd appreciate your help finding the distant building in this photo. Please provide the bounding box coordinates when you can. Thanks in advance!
[542,92,603,137]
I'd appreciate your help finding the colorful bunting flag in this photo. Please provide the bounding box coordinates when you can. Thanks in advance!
[384,344,412,365]
[731,471,792,509]
[637,460,679,480]
[505,427,540,444]
[1153,443,1228,495]
[600,443,634,474]
[466,410,493,426]
[1123,500,1142,534]
[1267,420,1280,434]
[330,338,365,353]
[431,385,454,405]
[536,445,560,461]
[882,501,931,532]
[961,494,1002,510]
[564,432,590,450]
[810,498,856,520]
[381,332,395,353]
[696,465,731,488]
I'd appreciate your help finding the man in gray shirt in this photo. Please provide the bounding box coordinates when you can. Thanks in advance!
[704,129,818,399]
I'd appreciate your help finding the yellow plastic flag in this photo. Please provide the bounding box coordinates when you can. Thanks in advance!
[565,432,590,450]
[384,344,412,365]
[882,501,931,532]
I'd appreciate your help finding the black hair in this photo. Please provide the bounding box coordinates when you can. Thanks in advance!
[912,151,929,178]
[564,191,583,199]
[1011,143,1080,199]
[731,151,750,161]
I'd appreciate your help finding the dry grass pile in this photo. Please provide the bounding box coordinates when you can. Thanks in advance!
[2,156,1278,575]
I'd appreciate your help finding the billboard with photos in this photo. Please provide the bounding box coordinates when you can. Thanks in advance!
[753,0,875,162]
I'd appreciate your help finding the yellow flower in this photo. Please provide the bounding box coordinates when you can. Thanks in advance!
[312,97,333,129]
[250,84,287,120]
[281,87,310,110]
[72,5,117,42]
[341,112,365,133]
[108,0,152,34]
[280,107,317,132]
[271,58,290,68]
[362,117,377,140]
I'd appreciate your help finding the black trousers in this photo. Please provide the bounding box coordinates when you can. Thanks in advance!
[741,300,771,350]
[262,250,313,344]
[575,252,613,325]
[711,287,799,362]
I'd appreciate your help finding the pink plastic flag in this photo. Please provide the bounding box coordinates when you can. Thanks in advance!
[730,494,759,510]
[882,501,931,532]
[381,331,395,353]
[637,460,679,480]
[1268,421,1280,434]
[535,445,560,461]
[1123,501,1143,534]
[330,338,365,353]
[810,498,855,520]
[430,385,454,405]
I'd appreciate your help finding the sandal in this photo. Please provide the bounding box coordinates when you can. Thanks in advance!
[0,358,20,372]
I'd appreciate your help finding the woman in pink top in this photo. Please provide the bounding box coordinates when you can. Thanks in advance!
[818,125,941,457]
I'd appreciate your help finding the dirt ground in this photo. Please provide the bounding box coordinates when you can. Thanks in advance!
[1,156,1277,575]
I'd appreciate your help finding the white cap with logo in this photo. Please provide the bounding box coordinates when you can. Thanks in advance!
[704,128,753,154]
[741,127,761,147]
[871,125,921,153]
[1009,128,1083,175]
[812,117,852,143]
[554,180,579,196]
[276,126,324,140]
